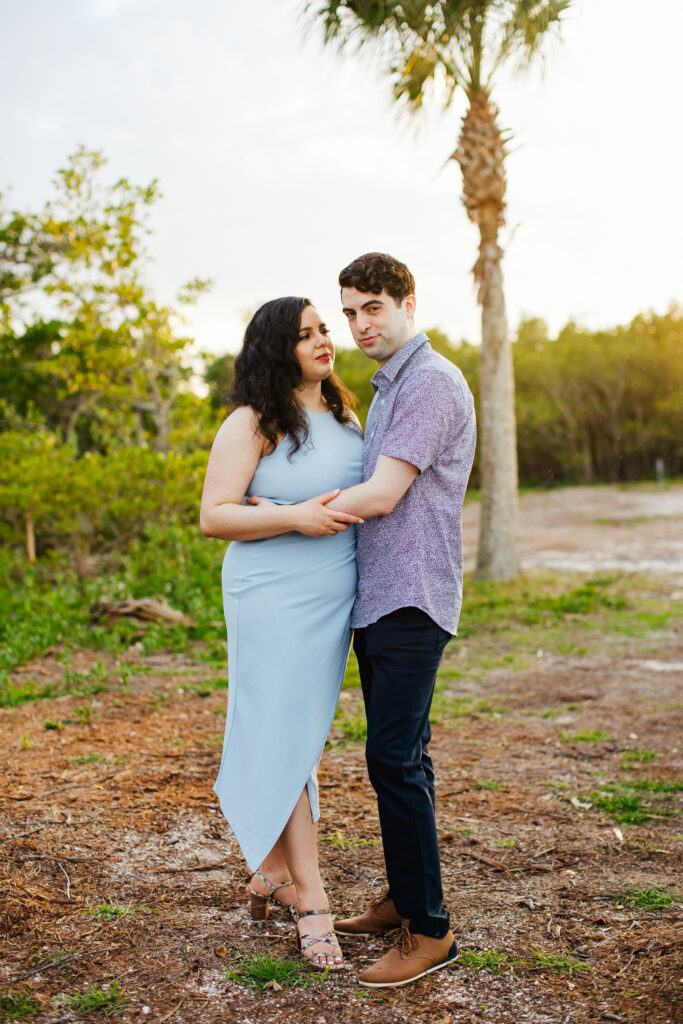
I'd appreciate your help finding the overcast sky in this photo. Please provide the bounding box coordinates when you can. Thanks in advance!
[3,0,682,354]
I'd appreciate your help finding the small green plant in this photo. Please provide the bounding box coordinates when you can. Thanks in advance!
[620,748,658,767]
[321,831,381,850]
[542,780,568,789]
[458,949,515,974]
[85,904,130,921]
[225,952,316,991]
[69,752,104,764]
[559,730,613,743]
[60,979,128,1015]
[450,826,476,835]
[610,887,680,909]
[473,779,505,791]
[179,676,229,697]
[492,837,517,848]
[0,994,38,1021]
[148,687,170,709]
[529,950,590,977]
[44,718,63,730]
[20,733,31,749]
[63,664,109,696]
[73,704,93,723]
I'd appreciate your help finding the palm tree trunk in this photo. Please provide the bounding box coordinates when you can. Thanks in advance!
[455,89,520,580]
[474,208,520,579]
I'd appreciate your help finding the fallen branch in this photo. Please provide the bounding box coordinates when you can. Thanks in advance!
[91,598,196,628]
[458,848,509,872]
[154,994,188,1023]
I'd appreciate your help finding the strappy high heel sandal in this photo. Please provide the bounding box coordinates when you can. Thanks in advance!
[249,869,297,920]
[296,908,344,970]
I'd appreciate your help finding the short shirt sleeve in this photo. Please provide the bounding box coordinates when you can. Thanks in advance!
[380,369,472,472]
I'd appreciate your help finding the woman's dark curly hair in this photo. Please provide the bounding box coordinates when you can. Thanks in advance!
[230,296,357,456]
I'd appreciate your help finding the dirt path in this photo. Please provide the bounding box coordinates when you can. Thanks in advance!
[463,483,683,576]
[2,486,681,1024]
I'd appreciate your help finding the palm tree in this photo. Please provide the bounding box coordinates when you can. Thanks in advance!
[303,0,571,580]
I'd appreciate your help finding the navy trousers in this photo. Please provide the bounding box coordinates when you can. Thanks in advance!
[353,606,451,938]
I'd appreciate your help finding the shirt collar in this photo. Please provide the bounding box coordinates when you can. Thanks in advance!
[371,332,429,389]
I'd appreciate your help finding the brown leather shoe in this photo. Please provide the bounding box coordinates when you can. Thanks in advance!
[334,892,403,935]
[358,922,458,988]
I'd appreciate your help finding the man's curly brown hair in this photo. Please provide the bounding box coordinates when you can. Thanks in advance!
[338,252,415,305]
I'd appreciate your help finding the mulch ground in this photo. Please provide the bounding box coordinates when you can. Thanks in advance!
[1,632,682,1024]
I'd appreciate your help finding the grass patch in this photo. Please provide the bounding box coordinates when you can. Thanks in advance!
[0,662,110,710]
[321,831,381,850]
[224,952,319,991]
[473,779,505,791]
[620,748,658,767]
[492,837,517,848]
[0,995,37,1022]
[528,951,590,977]
[58,980,128,1015]
[178,675,228,697]
[458,949,516,974]
[68,752,129,765]
[0,523,226,675]
[431,690,508,724]
[559,730,613,743]
[589,779,680,824]
[610,887,680,910]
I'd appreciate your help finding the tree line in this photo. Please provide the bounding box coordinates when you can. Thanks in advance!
[1,149,681,571]
[208,312,683,490]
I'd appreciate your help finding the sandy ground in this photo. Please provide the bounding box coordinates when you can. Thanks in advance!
[1,484,681,1024]
[463,483,683,576]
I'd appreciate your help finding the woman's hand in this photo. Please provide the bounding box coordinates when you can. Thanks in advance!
[247,491,363,537]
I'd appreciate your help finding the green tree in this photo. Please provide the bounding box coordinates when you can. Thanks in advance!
[303,0,571,579]
[0,147,211,452]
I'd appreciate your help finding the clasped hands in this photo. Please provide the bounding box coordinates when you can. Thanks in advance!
[246,490,363,537]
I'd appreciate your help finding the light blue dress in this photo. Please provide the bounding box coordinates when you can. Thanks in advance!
[214,410,363,870]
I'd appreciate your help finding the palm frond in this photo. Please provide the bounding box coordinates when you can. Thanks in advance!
[497,0,572,66]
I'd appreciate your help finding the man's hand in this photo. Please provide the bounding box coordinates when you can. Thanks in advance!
[247,491,364,537]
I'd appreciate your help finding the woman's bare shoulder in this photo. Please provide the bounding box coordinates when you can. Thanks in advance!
[212,405,261,448]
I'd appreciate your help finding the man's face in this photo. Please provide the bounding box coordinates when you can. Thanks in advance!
[340,287,416,364]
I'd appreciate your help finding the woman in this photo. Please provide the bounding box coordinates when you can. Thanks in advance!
[200,297,364,969]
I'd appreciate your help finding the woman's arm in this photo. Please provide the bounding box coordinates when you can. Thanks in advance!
[200,407,363,541]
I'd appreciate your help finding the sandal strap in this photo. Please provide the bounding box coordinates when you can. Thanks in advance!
[300,932,341,954]
[254,869,294,897]
[297,907,331,920]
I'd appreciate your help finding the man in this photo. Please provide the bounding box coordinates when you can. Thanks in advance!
[325,252,476,987]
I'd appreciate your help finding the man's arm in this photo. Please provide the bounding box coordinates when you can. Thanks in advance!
[327,455,418,518]
[246,454,417,525]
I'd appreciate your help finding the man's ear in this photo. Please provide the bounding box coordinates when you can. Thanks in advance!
[403,294,416,319]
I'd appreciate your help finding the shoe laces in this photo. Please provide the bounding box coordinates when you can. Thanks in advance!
[396,921,419,955]
[368,891,391,909]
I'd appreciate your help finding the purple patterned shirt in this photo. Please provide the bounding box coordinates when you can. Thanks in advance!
[351,332,476,635]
